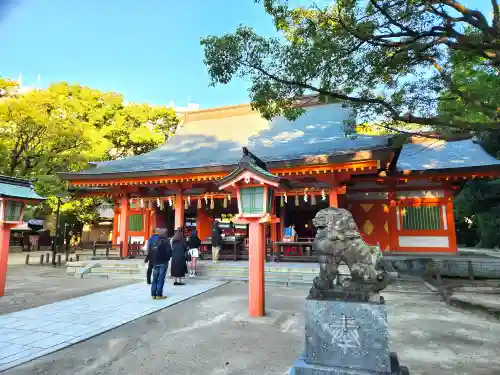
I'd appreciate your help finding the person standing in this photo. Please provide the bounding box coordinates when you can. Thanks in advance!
[150,228,172,300]
[187,229,201,277]
[145,229,160,284]
[171,228,188,285]
[211,220,222,263]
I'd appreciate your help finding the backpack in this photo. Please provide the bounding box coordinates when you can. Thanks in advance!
[149,237,161,259]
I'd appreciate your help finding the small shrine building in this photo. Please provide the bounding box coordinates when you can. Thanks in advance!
[60,99,500,257]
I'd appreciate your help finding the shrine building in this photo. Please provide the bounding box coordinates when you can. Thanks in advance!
[60,98,500,259]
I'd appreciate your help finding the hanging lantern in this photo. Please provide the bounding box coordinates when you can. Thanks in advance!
[303,189,308,203]
[184,197,188,210]
[210,195,215,210]
[187,196,191,206]
[223,195,228,208]
[197,197,202,209]
[284,192,288,204]
[168,196,173,207]
[295,194,299,206]
[280,193,284,207]
[228,193,231,201]
[204,193,208,205]
[311,192,317,206]
[321,189,326,201]
[140,199,144,209]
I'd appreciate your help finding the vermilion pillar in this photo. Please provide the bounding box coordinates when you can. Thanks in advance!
[248,221,265,317]
[111,209,119,245]
[119,195,130,258]
[0,224,14,297]
[197,209,212,240]
[329,189,339,208]
[175,193,184,229]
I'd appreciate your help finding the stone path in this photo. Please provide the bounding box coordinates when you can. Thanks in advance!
[0,279,225,372]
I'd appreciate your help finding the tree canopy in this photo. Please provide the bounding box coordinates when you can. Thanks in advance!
[0,78,179,224]
[201,0,500,135]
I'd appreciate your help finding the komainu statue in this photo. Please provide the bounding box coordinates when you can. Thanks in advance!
[309,207,396,301]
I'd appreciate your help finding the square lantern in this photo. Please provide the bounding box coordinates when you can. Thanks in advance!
[240,186,269,216]
[218,147,289,221]
[1,199,25,223]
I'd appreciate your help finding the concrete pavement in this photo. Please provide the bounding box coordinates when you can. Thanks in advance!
[0,279,225,371]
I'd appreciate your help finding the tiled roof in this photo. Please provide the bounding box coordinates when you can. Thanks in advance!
[0,176,45,200]
[396,139,500,171]
[72,103,390,176]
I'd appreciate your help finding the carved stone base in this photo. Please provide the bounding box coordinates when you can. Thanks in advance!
[288,299,410,375]
[289,353,410,375]
[308,284,381,302]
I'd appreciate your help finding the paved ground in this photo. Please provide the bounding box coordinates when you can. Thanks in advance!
[1,278,498,375]
[0,266,135,315]
[0,280,225,371]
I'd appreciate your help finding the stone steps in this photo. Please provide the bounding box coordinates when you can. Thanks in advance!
[66,260,321,284]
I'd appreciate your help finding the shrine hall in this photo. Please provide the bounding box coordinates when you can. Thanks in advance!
[60,98,500,260]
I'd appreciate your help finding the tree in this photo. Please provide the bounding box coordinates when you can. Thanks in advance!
[201,0,500,135]
[0,80,179,224]
[0,81,178,177]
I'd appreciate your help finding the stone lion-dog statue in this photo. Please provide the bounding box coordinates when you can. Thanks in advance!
[309,207,396,300]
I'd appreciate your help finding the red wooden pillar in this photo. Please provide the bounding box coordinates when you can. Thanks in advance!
[0,223,14,297]
[387,189,399,252]
[329,189,339,208]
[175,193,184,229]
[197,208,212,240]
[445,191,457,252]
[248,221,265,317]
[150,209,156,237]
[112,208,119,245]
[119,195,130,258]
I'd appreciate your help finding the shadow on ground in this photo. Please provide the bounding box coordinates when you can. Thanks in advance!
[3,278,500,375]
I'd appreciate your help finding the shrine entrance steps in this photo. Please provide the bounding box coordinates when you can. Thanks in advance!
[66,260,322,285]
[197,262,319,285]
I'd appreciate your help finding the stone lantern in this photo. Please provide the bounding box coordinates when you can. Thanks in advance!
[217,147,289,316]
[0,176,45,296]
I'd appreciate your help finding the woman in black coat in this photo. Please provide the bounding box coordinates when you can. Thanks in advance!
[170,228,188,285]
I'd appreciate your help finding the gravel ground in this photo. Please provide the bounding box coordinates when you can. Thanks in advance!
[3,279,500,375]
[0,265,135,315]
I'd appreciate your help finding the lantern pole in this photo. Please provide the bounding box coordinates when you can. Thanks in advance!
[51,197,62,265]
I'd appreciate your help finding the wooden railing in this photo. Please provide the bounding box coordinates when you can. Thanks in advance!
[198,239,317,263]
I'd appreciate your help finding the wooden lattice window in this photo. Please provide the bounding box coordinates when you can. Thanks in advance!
[401,205,442,230]
[129,214,144,231]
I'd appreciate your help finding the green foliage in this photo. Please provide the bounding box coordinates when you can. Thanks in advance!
[201,0,499,133]
[438,32,500,248]
[454,180,500,248]
[0,81,179,224]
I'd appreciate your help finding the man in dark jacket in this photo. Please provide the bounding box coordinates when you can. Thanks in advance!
[150,228,172,299]
[145,229,160,284]
[211,220,222,263]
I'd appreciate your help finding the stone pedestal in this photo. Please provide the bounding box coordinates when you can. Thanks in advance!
[289,299,409,375]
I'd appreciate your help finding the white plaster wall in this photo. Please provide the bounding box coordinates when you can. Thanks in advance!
[398,236,449,248]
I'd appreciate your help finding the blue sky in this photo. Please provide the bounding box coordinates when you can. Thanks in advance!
[0,0,494,109]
